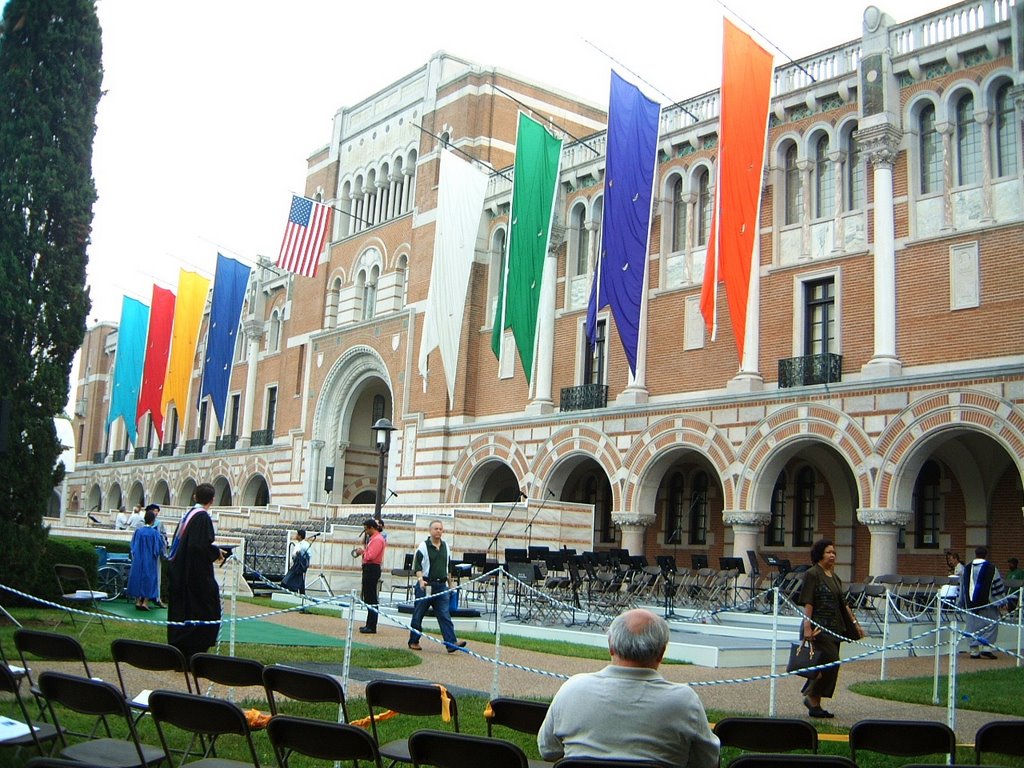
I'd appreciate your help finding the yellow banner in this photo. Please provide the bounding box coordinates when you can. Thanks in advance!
[160,269,211,427]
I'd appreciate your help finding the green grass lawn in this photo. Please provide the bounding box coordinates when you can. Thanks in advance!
[3,606,1024,768]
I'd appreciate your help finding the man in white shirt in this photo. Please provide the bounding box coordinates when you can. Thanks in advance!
[538,608,719,767]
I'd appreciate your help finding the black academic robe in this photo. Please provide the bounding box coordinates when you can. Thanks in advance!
[167,506,222,660]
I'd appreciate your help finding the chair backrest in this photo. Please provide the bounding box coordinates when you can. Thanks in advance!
[726,756,857,768]
[975,720,1024,762]
[263,664,348,721]
[14,629,91,683]
[714,717,818,753]
[485,697,549,737]
[191,652,265,693]
[365,680,459,745]
[147,689,261,767]
[849,719,955,762]
[267,715,382,767]
[408,729,528,768]
[0,663,55,754]
[111,638,192,698]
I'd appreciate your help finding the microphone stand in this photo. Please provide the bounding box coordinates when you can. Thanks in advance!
[525,489,555,553]
[487,492,524,621]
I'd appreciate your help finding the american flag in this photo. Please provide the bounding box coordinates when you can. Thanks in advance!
[277,195,332,278]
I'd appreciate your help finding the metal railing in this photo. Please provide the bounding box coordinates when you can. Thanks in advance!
[133,446,149,460]
[216,434,238,450]
[778,353,843,388]
[251,428,274,447]
[184,438,203,455]
[92,452,105,464]
[112,449,127,462]
[559,383,609,412]
[159,442,176,457]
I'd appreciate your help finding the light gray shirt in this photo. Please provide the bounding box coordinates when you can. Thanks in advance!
[537,664,719,768]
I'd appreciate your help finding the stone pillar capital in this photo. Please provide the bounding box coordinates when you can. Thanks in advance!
[722,509,772,528]
[857,507,910,527]
[854,124,902,168]
[243,318,265,339]
[611,511,656,528]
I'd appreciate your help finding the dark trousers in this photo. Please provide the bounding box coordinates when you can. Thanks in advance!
[409,580,458,646]
[362,563,381,630]
[801,635,841,699]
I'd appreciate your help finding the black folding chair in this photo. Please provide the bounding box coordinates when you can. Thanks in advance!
[409,729,528,768]
[267,716,383,768]
[190,652,266,705]
[485,698,552,768]
[111,638,192,723]
[53,564,107,635]
[148,689,262,768]
[15,629,94,725]
[263,664,348,721]
[37,671,164,768]
[849,719,955,765]
[974,720,1024,764]
[365,680,460,767]
[552,760,666,768]
[0,662,59,757]
[714,716,818,753]
[727,757,857,768]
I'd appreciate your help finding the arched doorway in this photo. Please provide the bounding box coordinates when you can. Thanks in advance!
[151,480,171,506]
[213,476,232,506]
[87,484,102,513]
[554,457,614,549]
[178,478,197,507]
[127,481,145,508]
[241,474,270,506]
[104,483,122,512]
[464,460,521,503]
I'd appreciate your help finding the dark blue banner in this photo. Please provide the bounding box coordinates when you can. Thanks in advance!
[199,253,251,425]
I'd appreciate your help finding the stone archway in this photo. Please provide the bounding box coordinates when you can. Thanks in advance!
[241,474,270,506]
[311,346,395,506]
[463,460,521,503]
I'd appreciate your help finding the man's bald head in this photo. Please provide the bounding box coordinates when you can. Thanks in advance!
[607,609,670,668]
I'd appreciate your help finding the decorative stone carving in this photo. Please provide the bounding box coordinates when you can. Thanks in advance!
[857,507,910,526]
[722,510,772,527]
[611,511,656,528]
[243,318,265,340]
[854,124,901,168]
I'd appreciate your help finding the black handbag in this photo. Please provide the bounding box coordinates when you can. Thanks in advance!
[787,640,824,678]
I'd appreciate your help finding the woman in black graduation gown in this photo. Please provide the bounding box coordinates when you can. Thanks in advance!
[167,482,225,660]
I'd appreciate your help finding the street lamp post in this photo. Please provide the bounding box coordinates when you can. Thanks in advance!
[371,418,397,524]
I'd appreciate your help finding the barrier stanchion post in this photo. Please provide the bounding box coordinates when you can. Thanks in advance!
[491,568,505,700]
[947,612,959,731]
[880,589,891,680]
[341,589,356,699]
[228,554,239,660]
[932,595,943,705]
[768,586,779,717]
[1017,587,1022,669]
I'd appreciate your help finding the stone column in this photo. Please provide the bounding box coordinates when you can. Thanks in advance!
[402,168,415,212]
[527,225,563,415]
[829,149,846,254]
[612,512,655,557]
[797,159,812,258]
[387,174,399,219]
[376,180,388,224]
[340,193,352,238]
[937,122,955,231]
[307,439,325,505]
[857,508,910,577]
[976,110,996,223]
[238,317,265,449]
[855,123,903,379]
[723,510,771,562]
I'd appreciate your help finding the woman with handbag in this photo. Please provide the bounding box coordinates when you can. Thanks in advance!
[797,538,864,718]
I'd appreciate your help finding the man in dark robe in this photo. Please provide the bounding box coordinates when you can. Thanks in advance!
[167,482,225,660]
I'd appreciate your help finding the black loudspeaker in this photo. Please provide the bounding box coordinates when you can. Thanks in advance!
[324,466,335,493]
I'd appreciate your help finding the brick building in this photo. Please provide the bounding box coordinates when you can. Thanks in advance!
[68,1,1023,582]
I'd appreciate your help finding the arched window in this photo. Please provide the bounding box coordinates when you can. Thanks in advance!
[913,460,941,548]
[955,94,981,186]
[766,472,786,546]
[362,266,378,320]
[784,144,802,225]
[573,204,589,275]
[666,471,685,544]
[794,466,816,546]
[671,176,686,252]
[268,310,281,353]
[697,169,711,246]
[372,393,386,424]
[845,130,864,210]
[688,471,708,545]
[234,323,246,363]
[995,83,1019,178]
[919,103,942,194]
[814,135,835,219]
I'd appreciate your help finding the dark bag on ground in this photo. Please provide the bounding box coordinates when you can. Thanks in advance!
[787,640,825,678]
